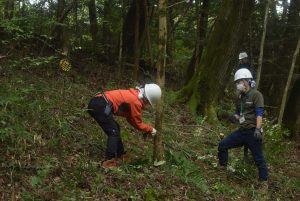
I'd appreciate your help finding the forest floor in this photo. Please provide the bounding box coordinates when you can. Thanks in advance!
[0,58,300,201]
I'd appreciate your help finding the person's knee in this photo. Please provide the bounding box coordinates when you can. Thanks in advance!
[110,129,120,137]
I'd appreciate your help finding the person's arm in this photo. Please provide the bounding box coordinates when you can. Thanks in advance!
[234,98,240,120]
[253,92,264,140]
[256,108,263,128]
[126,103,153,133]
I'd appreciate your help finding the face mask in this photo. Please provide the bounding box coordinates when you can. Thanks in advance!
[236,83,245,92]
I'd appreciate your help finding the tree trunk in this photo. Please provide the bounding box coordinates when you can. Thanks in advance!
[153,0,167,163]
[256,0,270,88]
[122,0,146,65]
[88,0,98,53]
[176,0,254,123]
[133,0,140,80]
[117,0,124,79]
[103,0,112,59]
[185,0,209,84]
[145,2,154,67]
[283,77,300,141]
[278,35,300,124]
[55,0,65,49]
[167,3,174,67]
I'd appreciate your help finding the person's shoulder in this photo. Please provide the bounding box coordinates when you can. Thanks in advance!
[250,89,263,98]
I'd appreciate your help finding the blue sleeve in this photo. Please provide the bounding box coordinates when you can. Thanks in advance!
[255,107,264,117]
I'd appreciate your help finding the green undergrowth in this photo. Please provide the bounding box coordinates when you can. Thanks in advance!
[0,60,299,200]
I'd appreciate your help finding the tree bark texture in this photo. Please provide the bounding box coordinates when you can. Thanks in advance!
[88,0,98,52]
[122,0,146,63]
[153,0,167,163]
[176,0,254,123]
[133,0,140,79]
[103,0,113,59]
[185,0,209,84]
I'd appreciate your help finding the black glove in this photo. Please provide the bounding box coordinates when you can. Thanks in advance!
[254,128,263,140]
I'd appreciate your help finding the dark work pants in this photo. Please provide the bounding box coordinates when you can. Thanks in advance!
[218,128,268,181]
[88,96,125,160]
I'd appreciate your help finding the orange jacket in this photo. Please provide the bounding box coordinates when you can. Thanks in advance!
[96,89,153,133]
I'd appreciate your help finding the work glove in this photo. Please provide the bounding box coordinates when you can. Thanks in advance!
[254,128,263,141]
[151,128,157,137]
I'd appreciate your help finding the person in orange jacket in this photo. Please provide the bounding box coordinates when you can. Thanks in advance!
[87,83,161,169]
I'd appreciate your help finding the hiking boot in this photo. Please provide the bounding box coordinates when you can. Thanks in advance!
[102,159,120,169]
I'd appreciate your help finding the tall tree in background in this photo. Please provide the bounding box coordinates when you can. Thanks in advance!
[153,0,167,163]
[176,0,254,123]
[283,76,300,140]
[53,0,76,50]
[103,0,112,59]
[167,0,174,67]
[122,0,146,66]
[133,0,140,79]
[55,0,65,49]
[143,0,154,67]
[185,0,209,84]
[256,0,270,88]
[88,0,98,53]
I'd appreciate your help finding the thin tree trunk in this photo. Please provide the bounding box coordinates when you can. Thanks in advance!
[88,0,98,53]
[153,0,167,164]
[146,5,154,67]
[117,0,124,79]
[133,0,140,80]
[167,3,174,67]
[103,0,112,59]
[55,0,65,48]
[278,35,300,124]
[256,0,270,88]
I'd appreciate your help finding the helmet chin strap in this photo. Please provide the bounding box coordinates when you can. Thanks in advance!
[137,87,146,100]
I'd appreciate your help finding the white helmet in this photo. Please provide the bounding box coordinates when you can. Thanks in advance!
[239,52,248,60]
[234,68,253,82]
[144,84,162,106]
